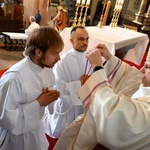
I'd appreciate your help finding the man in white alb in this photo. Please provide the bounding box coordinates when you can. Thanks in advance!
[54,44,150,150]
[22,16,40,57]
[25,16,40,35]
[43,26,92,138]
[0,27,63,150]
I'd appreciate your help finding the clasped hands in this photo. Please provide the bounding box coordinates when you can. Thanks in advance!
[37,87,60,107]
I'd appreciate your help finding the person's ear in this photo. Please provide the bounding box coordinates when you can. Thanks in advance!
[70,38,73,44]
[35,48,42,57]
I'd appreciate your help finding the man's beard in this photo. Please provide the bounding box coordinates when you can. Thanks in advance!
[37,56,51,68]
[37,56,57,68]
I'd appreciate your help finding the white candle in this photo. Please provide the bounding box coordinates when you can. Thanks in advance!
[119,3,122,10]
[81,0,86,5]
[146,5,150,15]
[120,0,125,10]
[77,0,81,4]
[86,0,91,5]
[121,0,125,5]
[114,0,119,10]
[115,3,118,10]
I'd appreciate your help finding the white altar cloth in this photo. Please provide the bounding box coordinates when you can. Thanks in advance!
[2,32,28,40]
[60,26,149,65]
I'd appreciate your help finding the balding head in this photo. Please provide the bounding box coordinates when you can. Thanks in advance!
[70,26,89,52]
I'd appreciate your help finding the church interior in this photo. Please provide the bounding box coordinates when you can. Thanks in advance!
[0,0,150,149]
[0,0,149,71]
[0,0,149,33]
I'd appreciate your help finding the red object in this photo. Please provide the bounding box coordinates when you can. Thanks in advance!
[46,134,58,150]
[0,69,8,77]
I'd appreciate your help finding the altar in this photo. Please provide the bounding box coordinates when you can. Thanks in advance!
[60,26,149,65]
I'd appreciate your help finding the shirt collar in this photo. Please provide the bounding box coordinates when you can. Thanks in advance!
[26,56,44,72]
[71,48,86,56]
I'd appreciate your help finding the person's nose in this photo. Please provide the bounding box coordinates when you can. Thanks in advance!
[83,39,88,45]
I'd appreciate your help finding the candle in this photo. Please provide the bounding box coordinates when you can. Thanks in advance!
[120,0,125,10]
[86,0,91,5]
[76,0,81,4]
[119,5,121,10]
[81,0,86,5]
[121,0,125,6]
[146,5,150,16]
[114,0,119,10]
[103,0,111,25]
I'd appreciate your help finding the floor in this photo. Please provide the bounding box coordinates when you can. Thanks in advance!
[0,36,23,70]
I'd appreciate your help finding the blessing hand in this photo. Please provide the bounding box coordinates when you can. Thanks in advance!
[86,48,103,68]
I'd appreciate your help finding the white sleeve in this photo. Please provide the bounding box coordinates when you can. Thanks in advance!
[74,58,149,149]
[104,56,142,96]
[75,80,150,149]
[43,98,71,138]
[0,78,44,135]
[54,57,148,149]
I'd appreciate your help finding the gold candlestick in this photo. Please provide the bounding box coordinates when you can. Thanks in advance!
[71,3,80,28]
[110,0,124,27]
[77,4,85,26]
[109,9,117,27]
[82,4,90,27]
[110,0,119,27]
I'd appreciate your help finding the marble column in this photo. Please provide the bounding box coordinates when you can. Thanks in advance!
[23,0,39,27]
[39,0,49,26]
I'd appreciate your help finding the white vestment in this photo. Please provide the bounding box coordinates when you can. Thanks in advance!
[0,57,55,150]
[25,22,40,35]
[43,48,92,138]
[54,56,150,150]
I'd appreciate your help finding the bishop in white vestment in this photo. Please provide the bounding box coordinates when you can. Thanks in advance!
[54,44,150,150]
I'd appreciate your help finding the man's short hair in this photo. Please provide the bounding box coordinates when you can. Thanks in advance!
[25,27,64,57]
[70,26,85,37]
[30,16,36,22]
